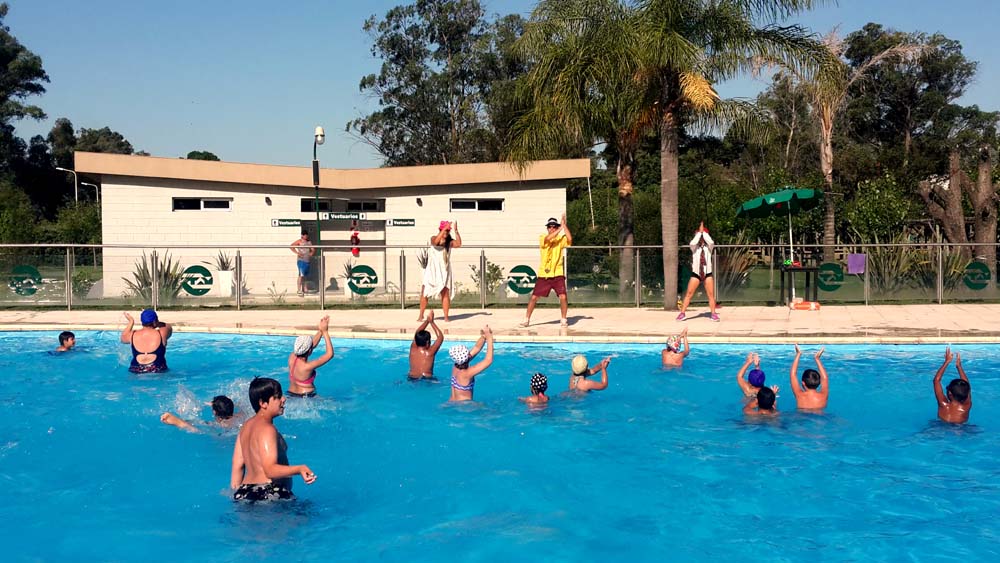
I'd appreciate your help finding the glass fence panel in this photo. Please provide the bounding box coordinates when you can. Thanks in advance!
[69,247,138,309]
[0,249,68,308]
[317,247,397,307]
[482,247,539,308]
[862,244,935,304]
[940,246,1000,304]
[714,244,778,305]
[563,247,635,306]
[129,248,240,309]
[639,248,666,306]
[235,247,319,308]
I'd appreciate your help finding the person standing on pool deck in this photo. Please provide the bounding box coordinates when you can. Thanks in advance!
[521,214,572,328]
[231,377,316,501]
[290,230,315,296]
[449,325,494,402]
[736,352,778,398]
[677,222,719,322]
[933,346,972,424]
[661,327,690,367]
[288,315,334,397]
[121,309,172,373]
[789,344,829,410]
[418,220,462,322]
[409,309,444,380]
[55,331,76,352]
[569,355,611,392]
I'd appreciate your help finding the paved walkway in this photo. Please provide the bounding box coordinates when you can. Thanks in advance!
[0,303,993,343]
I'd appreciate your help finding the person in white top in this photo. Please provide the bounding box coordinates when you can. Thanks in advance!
[677,222,719,322]
[419,220,462,322]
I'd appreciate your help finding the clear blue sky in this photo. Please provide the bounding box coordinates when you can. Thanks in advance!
[8,0,998,169]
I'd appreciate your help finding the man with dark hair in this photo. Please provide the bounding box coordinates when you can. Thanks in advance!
[409,309,444,380]
[789,344,830,410]
[291,231,315,296]
[933,347,972,424]
[231,377,316,501]
[521,213,572,328]
[56,331,76,352]
[160,395,238,432]
[744,386,778,417]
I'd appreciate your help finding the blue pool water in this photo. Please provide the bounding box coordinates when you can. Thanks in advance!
[3,331,1000,561]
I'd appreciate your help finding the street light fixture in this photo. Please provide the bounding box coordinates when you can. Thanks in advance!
[313,126,325,248]
[55,167,78,203]
[81,182,100,203]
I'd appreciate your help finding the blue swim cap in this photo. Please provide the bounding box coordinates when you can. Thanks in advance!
[748,369,765,387]
[140,309,158,325]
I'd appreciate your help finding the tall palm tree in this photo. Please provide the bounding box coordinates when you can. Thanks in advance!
[508,0,824,309]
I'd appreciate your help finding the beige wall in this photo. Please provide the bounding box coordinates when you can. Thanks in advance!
[100,175,565,300]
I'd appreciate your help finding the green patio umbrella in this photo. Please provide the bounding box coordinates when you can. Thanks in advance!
[736,187,823,263]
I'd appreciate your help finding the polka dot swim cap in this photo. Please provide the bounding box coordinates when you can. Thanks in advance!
[449,345,470,365]
[530,373,548,394]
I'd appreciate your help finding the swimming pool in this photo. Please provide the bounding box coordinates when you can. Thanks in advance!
[3,332,999,561]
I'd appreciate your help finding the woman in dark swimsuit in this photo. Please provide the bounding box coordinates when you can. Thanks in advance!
[121,309,172,373]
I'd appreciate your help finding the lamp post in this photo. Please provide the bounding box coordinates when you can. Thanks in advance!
[313,126,325,247]
[81,182,100,203]
[55,167,78,203]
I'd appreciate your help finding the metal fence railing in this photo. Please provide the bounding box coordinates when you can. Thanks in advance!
[1,242,998,310]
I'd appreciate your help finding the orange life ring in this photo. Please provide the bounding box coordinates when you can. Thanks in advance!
[790,301,820,311]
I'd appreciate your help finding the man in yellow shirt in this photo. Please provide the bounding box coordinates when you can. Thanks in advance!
[521,214,572,327]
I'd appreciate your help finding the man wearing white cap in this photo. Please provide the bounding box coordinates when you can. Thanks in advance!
[287,315,334,397]
[521,213,573,328]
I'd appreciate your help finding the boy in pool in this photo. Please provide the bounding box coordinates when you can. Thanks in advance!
[409,309,444,380]
[55,331,76,352]
[231,377,316,502]
[789,344,829,410]
[661,327,690,367]
[569,355,611,392]
[160,395,239,432]
[933,346,972,424]
[736,352,778,398]
[519,373,549,405]
[743,386,778,417]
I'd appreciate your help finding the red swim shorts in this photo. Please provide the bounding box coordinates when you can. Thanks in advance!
[532,275,567,297]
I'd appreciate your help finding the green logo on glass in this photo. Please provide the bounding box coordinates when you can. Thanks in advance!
[181,265,213,296]
[349,265,378,295]
[963,262,991,290]
[817,262,844,292]
[506,265,536,295]
[8,265,42,296]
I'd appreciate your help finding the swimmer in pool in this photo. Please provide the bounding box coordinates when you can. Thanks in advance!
[448,325,494,402]
[661,327,690,367]
[55,331,76,352]
[519,373,549,405]
[743,386,778,417]
[568,355,611,393]
[121,309,172,373]
[287,316,334,398]
[160,395,240,432]
[933,346,972,424]
[736,352,778,398]
[789,344,829,410]
[409,309,444,380]
[231,377,316,502]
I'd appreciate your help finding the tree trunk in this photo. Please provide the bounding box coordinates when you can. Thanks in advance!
[970,145,997,281]
[820,111,835,261]
[660,112,680,310]
[918,149,968,250]
[617,158,635,300]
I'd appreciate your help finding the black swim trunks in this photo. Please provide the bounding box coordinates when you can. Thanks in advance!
[287,390,317,398]
[233,482,294,502]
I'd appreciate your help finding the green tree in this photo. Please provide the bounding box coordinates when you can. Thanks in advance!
[47,117,76,169]
[510,0,823,308]
[0,3,48,124]
[76,127,133,154]
[48,201,101,244]
[186,150,220,161]
[348,0,527,165]
[0,179,37,243]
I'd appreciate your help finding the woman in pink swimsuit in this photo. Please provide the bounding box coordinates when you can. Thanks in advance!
[287,316,334,397]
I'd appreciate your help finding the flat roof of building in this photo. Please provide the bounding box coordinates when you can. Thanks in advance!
[74,152,591,190]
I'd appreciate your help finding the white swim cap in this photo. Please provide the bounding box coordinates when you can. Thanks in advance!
[449,345,470,365]
[571,355,589,375]
[292,335,313,356]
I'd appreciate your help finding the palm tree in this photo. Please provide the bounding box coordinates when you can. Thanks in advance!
[508,0,824,309]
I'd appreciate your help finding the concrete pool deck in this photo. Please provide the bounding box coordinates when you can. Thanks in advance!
[0,303,992,343]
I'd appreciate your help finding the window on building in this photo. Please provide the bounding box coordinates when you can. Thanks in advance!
[346,200,383,212]
[172,197,232,211]
[301,199,332,212]
[450,198,504,212]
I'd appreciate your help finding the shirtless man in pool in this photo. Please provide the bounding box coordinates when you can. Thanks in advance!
[231,377,316,502]
[409,309,444,380]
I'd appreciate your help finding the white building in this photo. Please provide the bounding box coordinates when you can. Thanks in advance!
[75,152,590,304]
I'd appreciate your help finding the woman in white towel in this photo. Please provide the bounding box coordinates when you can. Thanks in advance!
[677,222,719,322]
[419,220,462,321]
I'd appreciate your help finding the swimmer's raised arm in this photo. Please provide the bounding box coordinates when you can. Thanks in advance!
[466,327,494,377]
[955,352,972,407]
[737,353,754,394]
[789,344,803,398]
[429,315,445,353]
[468,329,487,359]
[933,347,952,405]
[815,347,829,398]
[591,357,611,390]
[680,327,691,358]
[305,319,334,371]
[120,312,135,343]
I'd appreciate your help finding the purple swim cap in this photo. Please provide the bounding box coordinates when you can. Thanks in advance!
[748,369,765,387]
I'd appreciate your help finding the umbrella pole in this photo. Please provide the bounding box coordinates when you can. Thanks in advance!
[788,209,796,301]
